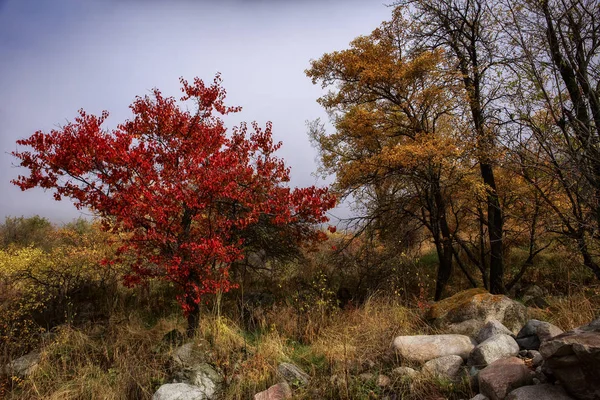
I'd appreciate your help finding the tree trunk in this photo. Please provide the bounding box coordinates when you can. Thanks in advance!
[481,162,505,294]
[186,299,201,338]
[433,181,454,300]
[434,238,454,301]
[578,235,600,281]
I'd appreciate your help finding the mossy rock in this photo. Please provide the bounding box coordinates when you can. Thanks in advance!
[427,288,489,320]
[427,288,527,334]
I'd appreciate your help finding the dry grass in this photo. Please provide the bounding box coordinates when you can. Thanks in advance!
[311,295,427,373]
[5,286,598,400]
[544,291,600,330]
[192,294,437,399]
[6,315,181,400]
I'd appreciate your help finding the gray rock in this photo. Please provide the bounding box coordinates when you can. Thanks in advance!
[390,366,419,380]
[540,362,556,383]
[3,351,40,378]
[521,285,545,298]
[506,384,575,400]
[448,318,486,337]
[478,357,533,400]
[539,317,600,400]
[469,334,520,368]
[185,363,221,397]
[524,296,550,309]
[516,320,563,350]
[477,320,515,344]
[422,355,464,381]
[376,374,391,387]
[172,343,205,367]
[426,288,528,334]
[392,334,477,363]
[169,344,221,399]
[358,372,374,382]
[527,350,543,367]
[277,362,309,386]
[152,383,212,400]
[254,382,292,400]
[470,395,489,400]
[533,366,547,384]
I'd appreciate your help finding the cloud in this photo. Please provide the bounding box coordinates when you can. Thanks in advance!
[0,0,390,223]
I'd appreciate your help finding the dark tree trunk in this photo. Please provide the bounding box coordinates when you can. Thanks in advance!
[477,207,489,290]
[186,298,201,338]
[434,238,454,301]
[481,163,505,294]
[181,206,201,338]
[433,181,454,300]
[578,235,600,281]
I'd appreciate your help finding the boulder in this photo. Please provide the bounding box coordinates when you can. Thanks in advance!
[516,320,563,350]
[390,366,419,380]
[184,363,221,397]
[422,355,464,381]
[478,357,533,400]
[521,285,545,298]
[172,343,205,367]
[376,374,391,387]
[168,343,221,398]
[254,382,292,400]
[523,296,550,309]
[532,365,547,384]
[277,362,309,386]
[153,383,213,400]
[477,320,515,343]
[539,317,600,400]
[470,395,490,400]
[525,350,543,368]
[358,372,374,382]
[520,285,549,308]
[506,384,575,400]
[3,351,40,378]
[392,334,476,363]
[469,334,520,367]
[447,318,486,337]
[427,288,528,334]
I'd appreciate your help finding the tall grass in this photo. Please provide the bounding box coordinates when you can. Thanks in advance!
[5,315,179,400]
[4,287,598,399]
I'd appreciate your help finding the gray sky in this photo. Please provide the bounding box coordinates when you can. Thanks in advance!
[0,0,390,223]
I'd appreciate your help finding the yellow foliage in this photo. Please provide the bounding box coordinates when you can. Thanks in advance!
[0,221,120,356]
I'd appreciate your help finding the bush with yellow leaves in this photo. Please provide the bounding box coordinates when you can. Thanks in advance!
[0,220,120,359]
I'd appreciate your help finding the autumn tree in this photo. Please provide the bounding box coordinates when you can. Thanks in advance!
[12,75,336,335]
[500,0,600,279]
[306,14,477,299]
[390,0,508,293]
[0,215,54,250]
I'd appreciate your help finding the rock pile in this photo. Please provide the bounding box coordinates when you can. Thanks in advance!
[391,289,600,400]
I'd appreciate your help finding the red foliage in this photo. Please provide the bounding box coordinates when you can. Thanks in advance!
[12,74,336,315]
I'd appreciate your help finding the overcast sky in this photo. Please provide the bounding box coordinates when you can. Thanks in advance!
[0,0,391,224]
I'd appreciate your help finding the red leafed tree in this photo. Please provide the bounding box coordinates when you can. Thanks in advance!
[12,74,336,335]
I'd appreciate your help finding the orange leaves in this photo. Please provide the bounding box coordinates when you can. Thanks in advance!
[306,13,465,200]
